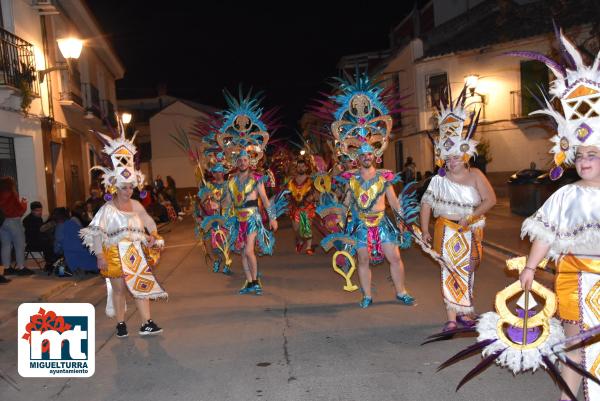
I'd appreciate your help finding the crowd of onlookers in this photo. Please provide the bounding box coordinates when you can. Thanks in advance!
[0,174,184,285]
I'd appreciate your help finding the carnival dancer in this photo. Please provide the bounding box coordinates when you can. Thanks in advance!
[287,156,317,254]
[419,85,496,332]
[318,69,418,308]
[81,118,166,338]
[197,160,232,274]
[215,88,287,295]
[514,31,600,401]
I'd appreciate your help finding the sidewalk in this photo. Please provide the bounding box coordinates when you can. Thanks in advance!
[0,221,175,325]
[0,268,101,324]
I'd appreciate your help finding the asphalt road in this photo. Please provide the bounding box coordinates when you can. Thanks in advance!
[0,218,565,401]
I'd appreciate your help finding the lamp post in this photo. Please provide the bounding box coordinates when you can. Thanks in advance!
[38,37,83,82]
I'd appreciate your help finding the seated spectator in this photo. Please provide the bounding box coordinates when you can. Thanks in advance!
[62,202,97,274]
[51,207,70,257]
[85,186,105,216]
[22,201,56,271]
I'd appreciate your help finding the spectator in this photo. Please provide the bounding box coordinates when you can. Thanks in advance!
[140,184,155,210]
[158,192,178,222]
[85,186,105,216]
[403,157,417,183]
[62,201,97,274]
[51,207,70,257]
[154,175,165,193]
[22,201,56,271]
[165,175,183,215]
[0,176,33,278]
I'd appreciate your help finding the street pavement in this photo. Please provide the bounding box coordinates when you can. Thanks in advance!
[0,215,568,401]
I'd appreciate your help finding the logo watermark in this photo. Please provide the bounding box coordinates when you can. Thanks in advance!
[18,303,95,377]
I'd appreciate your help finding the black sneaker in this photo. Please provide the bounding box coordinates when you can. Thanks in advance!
[4,267,17,276]
[139,320,163,336]
[15,267,35,276]
[116,322,128,338]
[0,275,11,284]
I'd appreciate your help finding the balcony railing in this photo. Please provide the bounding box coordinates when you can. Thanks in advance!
[101,99,117,127]
[0,27,40,97]
[82,82,101,119]
[59,60,83,108]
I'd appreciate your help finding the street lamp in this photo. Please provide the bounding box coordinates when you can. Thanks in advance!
[464,74,479,96]
[300,150,306,156]
[38,37,83,82]
[121,112,132,125]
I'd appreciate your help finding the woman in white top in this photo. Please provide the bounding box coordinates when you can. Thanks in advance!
[516,31,600,401]
[81,120,166,339]
[420,88,496,332]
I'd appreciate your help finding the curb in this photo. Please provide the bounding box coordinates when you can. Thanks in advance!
[0,277,98,325]
[481,239,520,258]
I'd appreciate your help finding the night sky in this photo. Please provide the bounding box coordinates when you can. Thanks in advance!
[86,1,414,133]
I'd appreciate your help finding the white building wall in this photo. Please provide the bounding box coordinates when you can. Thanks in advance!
[149,101,206,188]
[413,32,586,174]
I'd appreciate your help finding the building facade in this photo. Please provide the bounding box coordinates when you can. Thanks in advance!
[0,0,123,212]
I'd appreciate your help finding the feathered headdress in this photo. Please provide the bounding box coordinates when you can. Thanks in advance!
[214,87,281,168]
[308,68,404,162]
[433,85,480,176]
[91,117,145,196]
[507,29,600,180]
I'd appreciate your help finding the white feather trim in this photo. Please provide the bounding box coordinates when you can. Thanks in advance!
[477,312,565,374]
[445,302,474,314]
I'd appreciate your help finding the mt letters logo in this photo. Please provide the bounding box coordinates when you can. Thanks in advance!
[18,303,95,377]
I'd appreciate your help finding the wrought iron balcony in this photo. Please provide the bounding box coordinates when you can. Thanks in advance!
[82,83,101,119]
[101,99,117,127]
[0,27,40,97]
[59,59,83,108]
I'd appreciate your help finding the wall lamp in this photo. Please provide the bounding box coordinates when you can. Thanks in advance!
[38,38,83,83]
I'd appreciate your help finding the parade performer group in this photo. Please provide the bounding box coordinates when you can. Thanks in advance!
[419,86,497,332]
[81,118,167,338]
[421,30,600,401]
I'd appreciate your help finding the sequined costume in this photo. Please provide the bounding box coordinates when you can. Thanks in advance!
[226,172,275,255]
[421,175,484,314]
[513,30,600,400]
[336,170,409,264]
[288,176,316,240]
[80,119,167,307]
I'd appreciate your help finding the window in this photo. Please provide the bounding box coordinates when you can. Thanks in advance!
[520,60,549,117]
[0,136,17,186]
[426,73,448,108]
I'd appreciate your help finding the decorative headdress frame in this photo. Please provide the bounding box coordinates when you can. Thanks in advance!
[433,85,480,176]
[91,117,145,195]
[330,70,394,161]
[508,29,600,180]
[215,87,277,168]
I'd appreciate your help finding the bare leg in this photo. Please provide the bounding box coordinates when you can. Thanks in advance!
[291,220,302,250]
[356,248,371,297]
[241,251,252,283]
[244,232,258,281]
[382,243,406,294]
[109,278,127,322]
[446,309,457,323]
[560,322,583,400]
[134,297,151,324]
[204,238,215,263]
